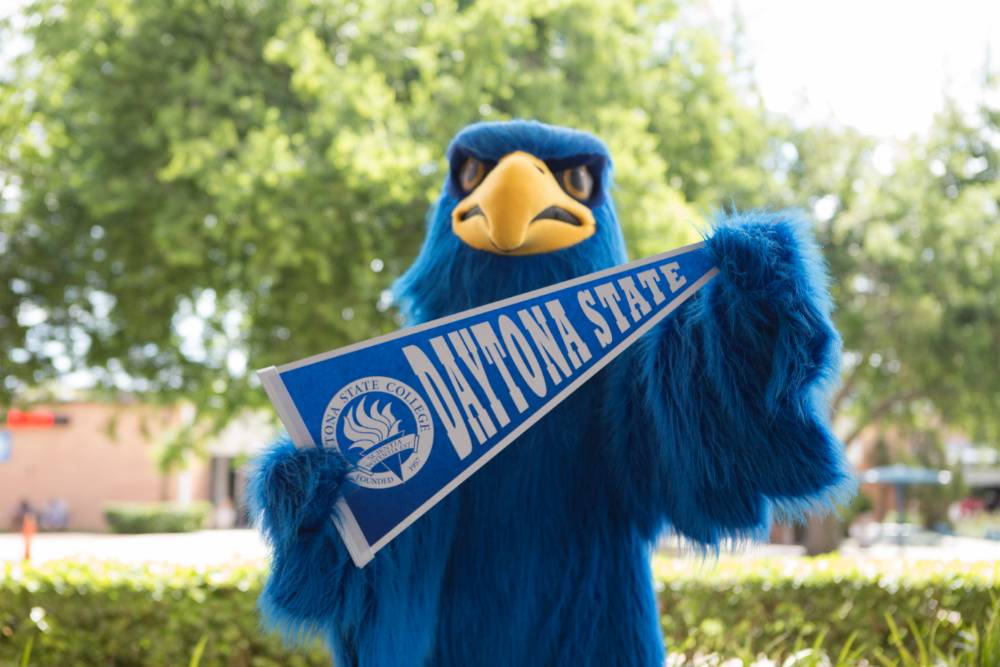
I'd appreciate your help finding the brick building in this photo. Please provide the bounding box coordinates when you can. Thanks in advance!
[0,402,272,532]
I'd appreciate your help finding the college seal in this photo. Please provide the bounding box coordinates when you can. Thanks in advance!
[321,375,434,489]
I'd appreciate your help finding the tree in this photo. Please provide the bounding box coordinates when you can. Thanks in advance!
[0,0,780,424]
[784,88,1000,449]
[5,0,997,468]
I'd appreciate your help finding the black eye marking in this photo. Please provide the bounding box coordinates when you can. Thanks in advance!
[459,157,486,192]
[532,206,582,226]
[560,165,593,201]
[459,204,483,221]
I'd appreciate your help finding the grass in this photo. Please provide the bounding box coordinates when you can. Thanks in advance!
[665,596,1000,666]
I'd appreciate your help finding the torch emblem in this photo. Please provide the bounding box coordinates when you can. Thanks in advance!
[321,376,434,489]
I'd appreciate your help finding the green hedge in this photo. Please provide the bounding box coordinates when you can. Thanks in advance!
[0,561,328,667]
[655,556,1000,662]
[103,502,211,534]
[0,557,997,665]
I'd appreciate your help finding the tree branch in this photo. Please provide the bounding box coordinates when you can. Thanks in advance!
[838,390,924,449]
[829,362,865,419]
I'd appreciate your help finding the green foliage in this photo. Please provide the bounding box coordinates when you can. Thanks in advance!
[956,513,1000,540]
[785,93,1000,445]
[18,636,32,667]
[2,0,998,453]
[969,596,1000,667]
[103,501,211,533]
[1,558,998,665]
[189,635,209,667]
[0,561,328,667]
[655,556,1000,663]
[909,431,965,530]
[841,490,874,527]
[0,0,776,421]
[872,598,1000,667]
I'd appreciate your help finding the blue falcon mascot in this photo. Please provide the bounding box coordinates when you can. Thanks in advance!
[249,121,853,666]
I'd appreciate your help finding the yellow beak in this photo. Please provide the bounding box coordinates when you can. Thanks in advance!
[451,151,596,255]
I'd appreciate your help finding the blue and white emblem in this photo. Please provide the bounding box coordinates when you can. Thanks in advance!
[322,376,434,489]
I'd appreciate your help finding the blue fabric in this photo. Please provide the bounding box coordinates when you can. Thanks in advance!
[247,121,854,666]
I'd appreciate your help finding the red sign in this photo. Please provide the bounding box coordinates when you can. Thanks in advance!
[4,410,70,429]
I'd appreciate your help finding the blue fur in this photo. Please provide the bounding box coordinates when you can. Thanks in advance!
[248,122,854,665]
[448,120,611,164]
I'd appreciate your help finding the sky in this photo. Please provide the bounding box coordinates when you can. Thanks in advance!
[712,0,1000,138]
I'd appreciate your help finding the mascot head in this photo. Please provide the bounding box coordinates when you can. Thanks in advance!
[395,121,628,323]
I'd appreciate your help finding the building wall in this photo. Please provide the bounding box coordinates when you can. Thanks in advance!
[0,402,211,531]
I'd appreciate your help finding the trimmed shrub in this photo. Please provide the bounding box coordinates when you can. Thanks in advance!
[0,561,328,667]
[0,556,997,665]
[655,556,1000,661]
[103,502,211,533]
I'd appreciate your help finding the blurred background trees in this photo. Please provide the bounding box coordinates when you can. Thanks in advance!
[1,0,998,461]
[797,97,1000,450]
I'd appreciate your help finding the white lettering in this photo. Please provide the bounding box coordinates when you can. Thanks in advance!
[470,322,530,413]
[543,299,591,368]
[636,268,667,305]
[594,283,630,333]
[447,328,511,428]
[578,289,613,348]
[402,344,473,459]
[498,314,547,398]
[518,305,571,383]
[617,276,652,322]
[660,261,687,292]
[429,336,496,444]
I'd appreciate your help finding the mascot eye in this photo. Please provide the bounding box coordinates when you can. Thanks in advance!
[560,165,594,201]
[459,157,486,192]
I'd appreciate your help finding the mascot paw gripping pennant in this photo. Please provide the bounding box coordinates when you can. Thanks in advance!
[249,121,854,666]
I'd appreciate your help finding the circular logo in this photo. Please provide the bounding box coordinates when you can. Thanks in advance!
[321,376,434,489]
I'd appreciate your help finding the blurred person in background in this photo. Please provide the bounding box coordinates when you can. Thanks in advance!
[11,498,35,532]
[40,497,69,531]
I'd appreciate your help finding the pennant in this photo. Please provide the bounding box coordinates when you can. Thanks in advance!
[258,241,717,566]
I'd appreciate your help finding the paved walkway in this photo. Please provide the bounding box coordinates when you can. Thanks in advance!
[0,529,268,566]
[2,530,999,566]
[839,535,1000,562]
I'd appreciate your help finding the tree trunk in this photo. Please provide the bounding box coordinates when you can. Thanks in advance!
[804,514,842,555]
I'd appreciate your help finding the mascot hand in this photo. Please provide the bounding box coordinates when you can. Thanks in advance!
[701,211,837,406]
[631,211,847,546]
[247,437,356,631]
[248,437,351,553]
[705,212,824,297]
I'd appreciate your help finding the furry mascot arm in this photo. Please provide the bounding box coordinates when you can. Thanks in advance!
[246,438,356,641]
[247,438,456,665]
[610,211,854,546]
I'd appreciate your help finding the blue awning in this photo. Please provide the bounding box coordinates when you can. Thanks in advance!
[860,464,952,486]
